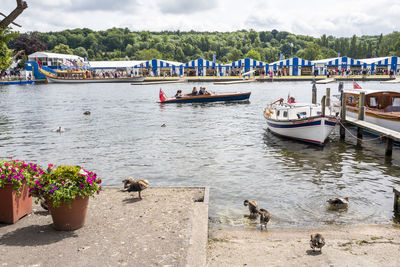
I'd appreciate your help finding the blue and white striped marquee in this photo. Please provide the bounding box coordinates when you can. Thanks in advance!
[268,57,313,76]
[184,58,223,76]
[359,56,399,74]
[225,58,265,73]
[138,59,184,76]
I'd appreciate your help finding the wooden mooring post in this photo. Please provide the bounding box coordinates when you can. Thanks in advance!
[386,138,393,157]
[340,91,346,139]
[356,92,365,146]
[394,188,400,213]
[321,95,326,116]
[312,84,317,104]
[326,88,330,107]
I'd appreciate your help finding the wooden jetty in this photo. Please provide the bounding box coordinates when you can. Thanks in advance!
[315,78,335,84]
[213,79,256,85]
[340,91,399,156]
[131,79,185,85]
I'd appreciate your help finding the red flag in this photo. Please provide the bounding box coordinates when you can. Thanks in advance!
[353,81,362,89]
[37,59,41,69]
[159,89,166,102]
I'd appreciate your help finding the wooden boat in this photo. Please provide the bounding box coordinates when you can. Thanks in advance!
[159,91,251,103]
[344,89,400,132]
[264,98,337,145]
[39,68,145,83]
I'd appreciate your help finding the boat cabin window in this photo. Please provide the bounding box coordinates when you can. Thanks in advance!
[393,98,400,106]
[297,112,307,119]
[317,111,322,115]
[277,110,280,116]
[369,97,378,107]
[347,96,355,104]
[283,111,288,118]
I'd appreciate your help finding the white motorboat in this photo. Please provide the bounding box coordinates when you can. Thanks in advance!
[264,98,338,145]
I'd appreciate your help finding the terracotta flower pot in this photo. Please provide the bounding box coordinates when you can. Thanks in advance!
[47,196,89,231]
[0,182,32,224]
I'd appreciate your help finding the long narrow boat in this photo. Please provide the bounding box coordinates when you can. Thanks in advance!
[159,91,251,103]
[344,89,400,132]
[39,68,145,83]
[264,99,337,145]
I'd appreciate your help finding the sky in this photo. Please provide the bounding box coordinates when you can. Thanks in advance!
[2,0,399,37]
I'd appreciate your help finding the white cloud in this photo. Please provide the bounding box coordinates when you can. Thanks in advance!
[2,0,398,36]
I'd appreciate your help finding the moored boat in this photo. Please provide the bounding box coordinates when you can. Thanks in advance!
[39,68,145,83]
[344,89,400,132]
[264,98,338,145]
[159,89,251,103]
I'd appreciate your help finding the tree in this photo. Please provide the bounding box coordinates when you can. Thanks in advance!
[0,28,17,72]
[9,32,47,56]
[73,47,88,58]
[137,48,162,60]
[53,44,73,54]
[0,0,28,29]
[297,43,321,60]
[227,48,242,61]
[245,49,261,60]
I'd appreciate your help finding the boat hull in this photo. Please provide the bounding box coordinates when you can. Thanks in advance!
[47,76,145,83]
[160,92,251,103]
[265,116,337,145]
[346,108,400,132]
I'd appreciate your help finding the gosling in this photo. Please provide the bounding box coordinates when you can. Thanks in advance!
[310,233,325,252]
[258,208,270,230]
[243,200,259,217]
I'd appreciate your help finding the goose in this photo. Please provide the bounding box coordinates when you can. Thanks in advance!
[258,208,270,230]
[161,123,166,127]
[327,197,349,210]
[310,233,325,252]
[122,177,149,199]
[243,199,259,217]
[83,111,91,115]
[56,126,64,132]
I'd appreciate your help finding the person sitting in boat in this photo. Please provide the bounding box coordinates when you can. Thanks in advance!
[288,96,296,103]
[175,89,183,98]
[198,87,205,95]
[191,87,198,96]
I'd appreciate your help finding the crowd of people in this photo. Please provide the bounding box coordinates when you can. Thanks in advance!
[175,87,210,98]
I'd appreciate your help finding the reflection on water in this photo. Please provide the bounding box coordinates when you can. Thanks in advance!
[1,81,400,229]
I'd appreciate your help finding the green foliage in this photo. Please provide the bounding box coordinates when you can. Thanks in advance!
[0,28,17,71]
[7,27,399,63]
[53,43,73,54]
[245,49,261,61]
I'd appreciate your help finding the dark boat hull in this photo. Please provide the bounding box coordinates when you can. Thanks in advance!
[160,92,251,103]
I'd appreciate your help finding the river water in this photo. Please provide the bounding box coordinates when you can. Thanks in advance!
[1,81,400,229]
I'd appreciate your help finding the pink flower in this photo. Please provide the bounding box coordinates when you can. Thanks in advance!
[48,164,54,170]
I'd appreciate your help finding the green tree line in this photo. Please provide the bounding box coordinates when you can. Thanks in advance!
[5,28,400,65]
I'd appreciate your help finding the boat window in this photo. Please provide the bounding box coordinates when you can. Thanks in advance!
[277,110,280,116]
[317,111,322,115]
[393,98,400,106]
[283,111,288,117]
[348,96,354,104]
[297,112,307,119]
[369,97,378,107]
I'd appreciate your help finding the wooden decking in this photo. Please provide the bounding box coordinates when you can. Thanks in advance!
[345,116,400,142]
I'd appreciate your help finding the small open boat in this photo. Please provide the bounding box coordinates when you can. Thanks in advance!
[264,98,338,145]
[344,89,400,132]
[159,89,251,103]
[39,68,144,83]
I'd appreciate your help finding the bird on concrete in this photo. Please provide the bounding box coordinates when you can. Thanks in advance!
[83,111,91,115]
[327,197,349,210]
[40,199,48,211]
[310,233,325,252]
[243,200,259,217]
[122,177,149,199]
[258,208,270,230]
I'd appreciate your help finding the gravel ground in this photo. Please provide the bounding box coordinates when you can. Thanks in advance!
[207,224,400,267]
[0,187,207,267]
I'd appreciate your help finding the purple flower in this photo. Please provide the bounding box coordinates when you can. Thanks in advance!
[79,184,85,189]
